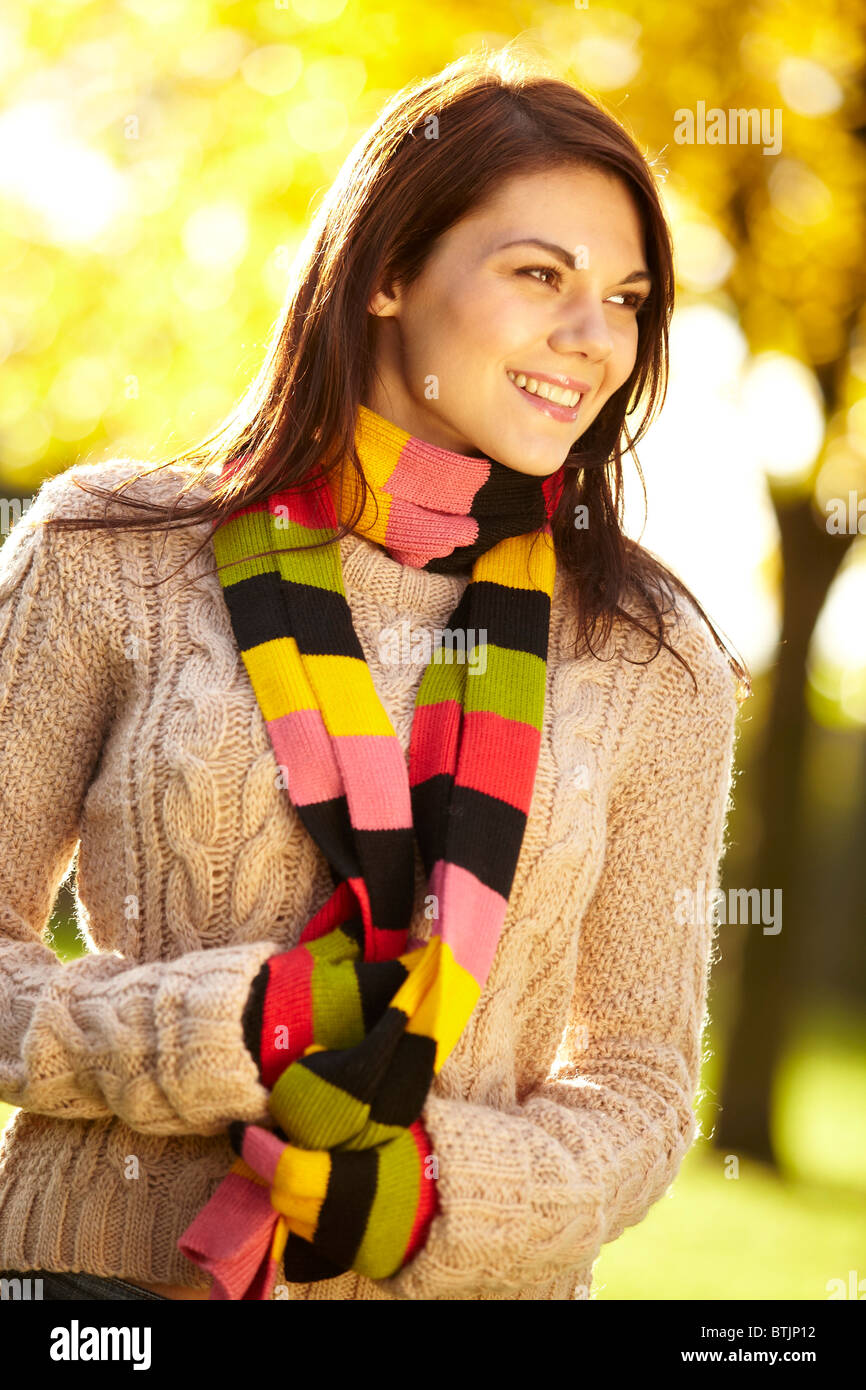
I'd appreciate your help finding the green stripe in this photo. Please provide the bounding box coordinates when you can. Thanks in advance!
[414,646,467,707]
[212,510,344,592]
[352,1127,421,1279]
[306,925,362,966]
[270,1060,369,1148]
[311,959,366,1051]
[416,643,546,728]
[463,644,546,727]
[336,1112,407,1149]
[272,518,344,593]
[269,1060,405,1150]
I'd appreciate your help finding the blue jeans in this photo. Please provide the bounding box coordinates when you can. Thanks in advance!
[0,1267,169,1300]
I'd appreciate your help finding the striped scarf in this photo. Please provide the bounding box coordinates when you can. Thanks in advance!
[178,404,564,1298]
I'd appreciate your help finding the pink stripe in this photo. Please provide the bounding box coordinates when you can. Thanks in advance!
[456,710,542,812]
[241,1125,289,1185]
[385,497,478,566]
[176,1165,280,1301]
[332,734,412,829]
[268,708,343,804]
[429,860,508,987]
[409,700,461,785]
[387,444,489,512]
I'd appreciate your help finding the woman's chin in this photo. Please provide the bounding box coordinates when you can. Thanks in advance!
[489,440,576,476]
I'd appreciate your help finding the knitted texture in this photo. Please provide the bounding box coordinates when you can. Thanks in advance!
[178,407,562,1295]
[0,454,741,1300]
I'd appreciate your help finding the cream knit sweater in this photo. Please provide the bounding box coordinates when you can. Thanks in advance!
[0,458,740,1300]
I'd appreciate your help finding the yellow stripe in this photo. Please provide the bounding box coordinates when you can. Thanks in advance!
[328,458,393,549]
[269,1214,289,1264]
[242,636,317,720]
[304,654,396,736]
[473,529,556,594]
[326,403,415,546]
[388,936,481,1072]
[243,641,397,737]
[270,1144,331,1238]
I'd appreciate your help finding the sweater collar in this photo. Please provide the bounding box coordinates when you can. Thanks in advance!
[339,527,469,621]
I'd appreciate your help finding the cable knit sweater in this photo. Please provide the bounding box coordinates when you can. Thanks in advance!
[0,457,741,1300]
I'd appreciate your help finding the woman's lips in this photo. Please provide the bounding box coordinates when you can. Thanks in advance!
[506,372,585,422]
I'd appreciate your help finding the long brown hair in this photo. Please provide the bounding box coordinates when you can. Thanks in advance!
[40,45,751,701]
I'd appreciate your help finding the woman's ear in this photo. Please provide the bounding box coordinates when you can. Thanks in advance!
[368,276,401,318]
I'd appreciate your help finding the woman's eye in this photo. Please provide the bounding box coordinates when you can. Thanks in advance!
[517,267,649,312]
[518,264,563,289]
[607,291,650,311]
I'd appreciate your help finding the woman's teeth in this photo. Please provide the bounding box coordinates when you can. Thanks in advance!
[506,371,582,407]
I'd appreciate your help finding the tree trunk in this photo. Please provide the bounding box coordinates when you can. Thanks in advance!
[714,491,853,1162]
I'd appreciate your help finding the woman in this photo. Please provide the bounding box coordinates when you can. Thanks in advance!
[0,47,749,1301]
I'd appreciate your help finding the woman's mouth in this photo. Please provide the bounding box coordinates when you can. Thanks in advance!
[506,370,586,422]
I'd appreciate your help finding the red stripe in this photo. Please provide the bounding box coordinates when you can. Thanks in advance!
[456,709,542,812]
[369,924,409,962]
[542,466,565,519]
[402,1119,440,1262]
[408,700,461,785]
[213,497,268,525]
[299,879,356,945]
[347,874,376,957]
[283,478,334,530]
[260,946,314,1088]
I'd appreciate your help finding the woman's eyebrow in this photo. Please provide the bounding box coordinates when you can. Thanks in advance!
[495,237,653,286]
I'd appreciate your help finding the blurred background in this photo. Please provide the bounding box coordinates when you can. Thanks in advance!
[0,0,864,1299]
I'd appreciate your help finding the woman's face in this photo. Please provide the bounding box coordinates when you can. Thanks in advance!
[365,164,651,477]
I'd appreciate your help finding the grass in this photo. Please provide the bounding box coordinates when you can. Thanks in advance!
[594,998,866,1299]
[593,1144,865,1300]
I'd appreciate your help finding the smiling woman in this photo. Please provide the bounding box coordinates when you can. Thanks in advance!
[364,167,654,463]
[0,45,749,1302]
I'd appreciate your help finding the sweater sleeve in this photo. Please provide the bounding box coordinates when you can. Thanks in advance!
[0,469,279,1137]
[379,602,742,1299]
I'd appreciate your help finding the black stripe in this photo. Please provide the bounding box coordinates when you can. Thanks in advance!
[219,569,284,650]
[292,812,416,936]
[281,581,365,659]
[334,912,365,953]
[295,795,362,881]
[412,777,528,900]
[240,959,270,1080]
[447,581,551,661]
[355,958,409,1033]
[447,783,528,899]
[228,1120,249,1158]
[368,1029,436,1127]
[424,462,548,575]
[297,1006,408,1106]
[353,827,416,936]
[220,570,365,660]
[313,1146,379,1269]
[281,1231,351,1284]
[410,774,451,876]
